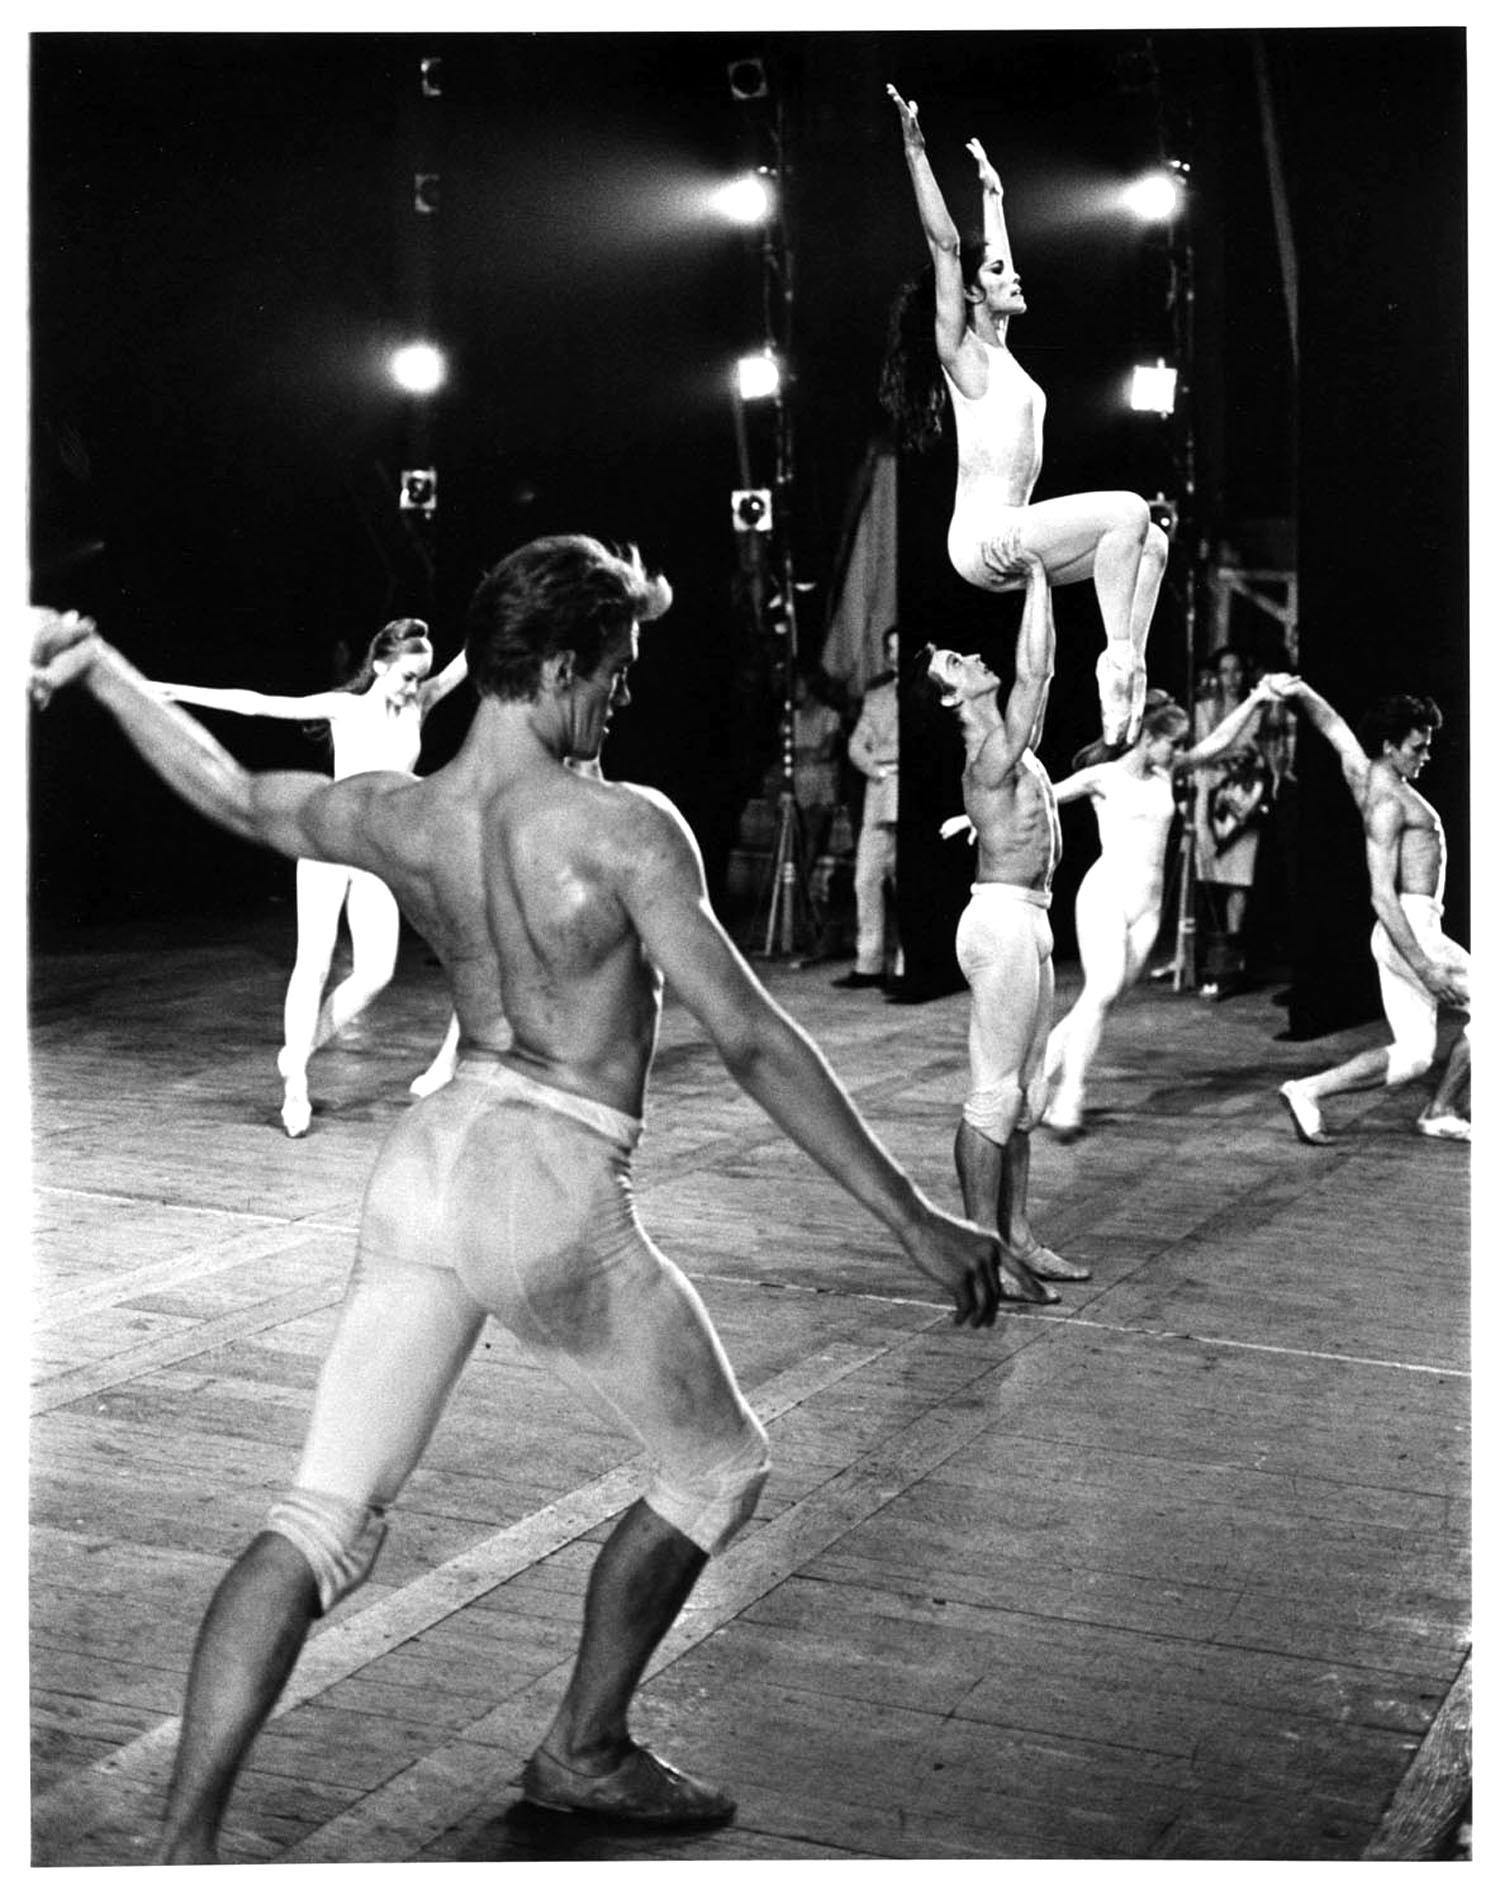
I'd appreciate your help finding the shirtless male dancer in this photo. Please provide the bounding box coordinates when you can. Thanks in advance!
[924,534,1091,1285]
[30,535,1055,1861]
[1274,682,1470,1143]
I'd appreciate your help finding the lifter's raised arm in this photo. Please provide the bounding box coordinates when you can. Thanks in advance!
[1271,676,1370,800]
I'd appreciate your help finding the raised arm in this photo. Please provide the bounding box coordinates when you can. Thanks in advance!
[1273,677,1370,800]
[966,137,1015,272]
[153,680,352,722]
[618,788,1053,1313]
[1174,673,1284,772]
[887,85,968,364]
[418,646,469,717]
[31,614,396,871]
[975,549,1054,790]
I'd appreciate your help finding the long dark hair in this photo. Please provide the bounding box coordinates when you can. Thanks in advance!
[877,243,987,454]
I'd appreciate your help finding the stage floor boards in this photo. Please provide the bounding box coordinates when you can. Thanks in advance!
[27,912,1471,1864]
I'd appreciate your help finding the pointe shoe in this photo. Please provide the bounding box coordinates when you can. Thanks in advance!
[409,1063,455,1098]
[1279,1080,1330,1146]
[521,1742,736,1828]
[1096,650,1135,746]
[280,1083,312,1139]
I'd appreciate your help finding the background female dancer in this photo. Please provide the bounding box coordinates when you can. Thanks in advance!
[158,619,467,1134]
[880,84,1169,747]
[1041,673,1290,1137]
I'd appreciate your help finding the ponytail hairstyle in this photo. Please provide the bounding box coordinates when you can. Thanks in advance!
[877,241,988,453]
[338,617,433,693]
[303,617,433,753]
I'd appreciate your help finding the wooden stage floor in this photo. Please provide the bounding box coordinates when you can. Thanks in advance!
[27,912,1471,1865]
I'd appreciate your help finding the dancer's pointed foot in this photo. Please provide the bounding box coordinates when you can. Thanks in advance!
[1096,649,1138,746]
[1279,1080,1330,1146]
[277,1051,312,1137]
[410,1060,456,1098]
[1416,1111,1470,1142]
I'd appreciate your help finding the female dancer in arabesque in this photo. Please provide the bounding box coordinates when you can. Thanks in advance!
[157,619,467,1135]
[1041,673,1292,1137]
[881,84,1169,746]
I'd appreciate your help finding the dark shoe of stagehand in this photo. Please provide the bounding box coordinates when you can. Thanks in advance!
[831,970,886,990]
[521,1743,736,1829]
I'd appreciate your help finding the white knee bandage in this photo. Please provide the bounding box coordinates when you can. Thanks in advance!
[1384,1038,1436,1089]
[646,1415,771,1559]
[963,1085,1021,1144]
[266,1486,388,1615]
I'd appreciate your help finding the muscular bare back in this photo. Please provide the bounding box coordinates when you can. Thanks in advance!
[323,724,676,1120]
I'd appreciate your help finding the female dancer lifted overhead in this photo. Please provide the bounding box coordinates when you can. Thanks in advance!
[157,618,467,1135]
[882,85,1168,746]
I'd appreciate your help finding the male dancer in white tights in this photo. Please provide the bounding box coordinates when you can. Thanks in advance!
[1275,682,1470,1143]
[925,533,1090,1286]
[30,535,1054,1860]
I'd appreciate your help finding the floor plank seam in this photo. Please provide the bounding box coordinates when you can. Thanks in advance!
[30,1313,961,1846]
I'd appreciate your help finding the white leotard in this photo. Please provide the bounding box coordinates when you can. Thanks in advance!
[943,337,1047,591]
[328,693,425,779]
[1088,764,1176,909]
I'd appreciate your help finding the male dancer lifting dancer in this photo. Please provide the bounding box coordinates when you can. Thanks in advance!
[30,535,1057,1861]
[1274,680,1470,1143]
[924,533,1090,1285]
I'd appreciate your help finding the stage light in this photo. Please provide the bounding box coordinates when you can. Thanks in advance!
[731,488,773,533]
[1123,166,1185,223]
[727,57,768,102]
[389,342,447,395]
[736,351,781,401]
[400,468,437,516]
[713,170,776,226]
[1130,359,1179,414]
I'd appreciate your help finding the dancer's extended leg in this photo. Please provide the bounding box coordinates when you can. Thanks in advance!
[310,869,400,1052]
[1009,492,1165,743]
[278,858,352,1137]
[1046,890,1159,1135]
